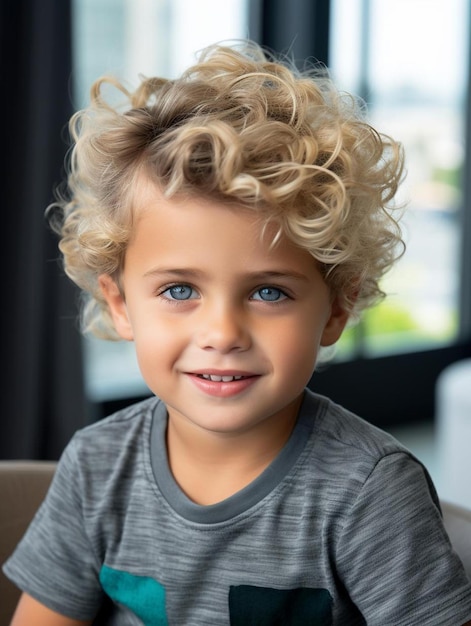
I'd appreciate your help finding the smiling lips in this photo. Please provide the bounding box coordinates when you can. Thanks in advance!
[198,374,246,382]
[188,372,259,397]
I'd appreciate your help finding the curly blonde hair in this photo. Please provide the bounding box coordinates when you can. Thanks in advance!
[49,40,405,340]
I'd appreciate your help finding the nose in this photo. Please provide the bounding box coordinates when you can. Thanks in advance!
[195,301,251,353]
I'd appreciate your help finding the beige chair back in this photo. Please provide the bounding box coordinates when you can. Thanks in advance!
[0,461,57,625]
[441,500,471,580]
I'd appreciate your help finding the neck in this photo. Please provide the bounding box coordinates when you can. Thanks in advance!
[165,397,301,505]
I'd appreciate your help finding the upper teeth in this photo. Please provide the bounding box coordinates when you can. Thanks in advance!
[200,374,244,382]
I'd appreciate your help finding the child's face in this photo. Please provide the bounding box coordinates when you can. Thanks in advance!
[100,181,348,437]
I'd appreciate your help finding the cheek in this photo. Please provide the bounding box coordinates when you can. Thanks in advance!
[133,331,184,395]
[129,313,183,369]
[268,320,321,374]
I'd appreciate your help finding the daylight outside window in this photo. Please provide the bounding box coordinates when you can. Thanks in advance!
[329,0,469,359]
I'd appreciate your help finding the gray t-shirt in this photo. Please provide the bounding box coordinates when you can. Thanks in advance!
[4,389,471,625]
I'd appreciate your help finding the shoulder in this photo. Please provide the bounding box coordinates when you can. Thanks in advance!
[303,387,409,458]
[52,396,165,499]
[300,388,435,498]
[69,395,161,456]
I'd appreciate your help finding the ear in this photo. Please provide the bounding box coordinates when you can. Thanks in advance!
[98,274,134,341]
[320,296,350,347]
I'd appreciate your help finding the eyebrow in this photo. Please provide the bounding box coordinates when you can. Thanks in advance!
[144,267,200,277]
[244,270,310,283]
[143,267,310,282]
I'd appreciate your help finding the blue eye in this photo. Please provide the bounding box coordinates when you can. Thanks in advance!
[162,284,198,300]
[252,287,287,302]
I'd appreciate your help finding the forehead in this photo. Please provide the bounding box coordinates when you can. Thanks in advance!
[132,174,267,246]
[128,176,316,272]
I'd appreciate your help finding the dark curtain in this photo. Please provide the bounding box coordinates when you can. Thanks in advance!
[0,0,90,459]
[248,0,331,66]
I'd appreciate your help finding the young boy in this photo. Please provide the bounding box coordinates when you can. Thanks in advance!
[3,41,471,625]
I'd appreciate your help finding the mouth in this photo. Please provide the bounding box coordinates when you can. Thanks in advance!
[187,371,259,397]
[196,374,248,382]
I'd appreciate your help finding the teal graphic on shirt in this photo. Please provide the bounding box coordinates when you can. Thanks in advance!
[99,565,169,625]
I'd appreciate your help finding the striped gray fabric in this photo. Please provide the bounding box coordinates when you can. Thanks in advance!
[3,390,471,624]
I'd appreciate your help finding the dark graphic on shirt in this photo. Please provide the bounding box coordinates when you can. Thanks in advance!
[229,585,333,625]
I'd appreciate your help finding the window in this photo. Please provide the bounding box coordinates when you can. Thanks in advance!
[329,0,469,359]
[73,0,248,104]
